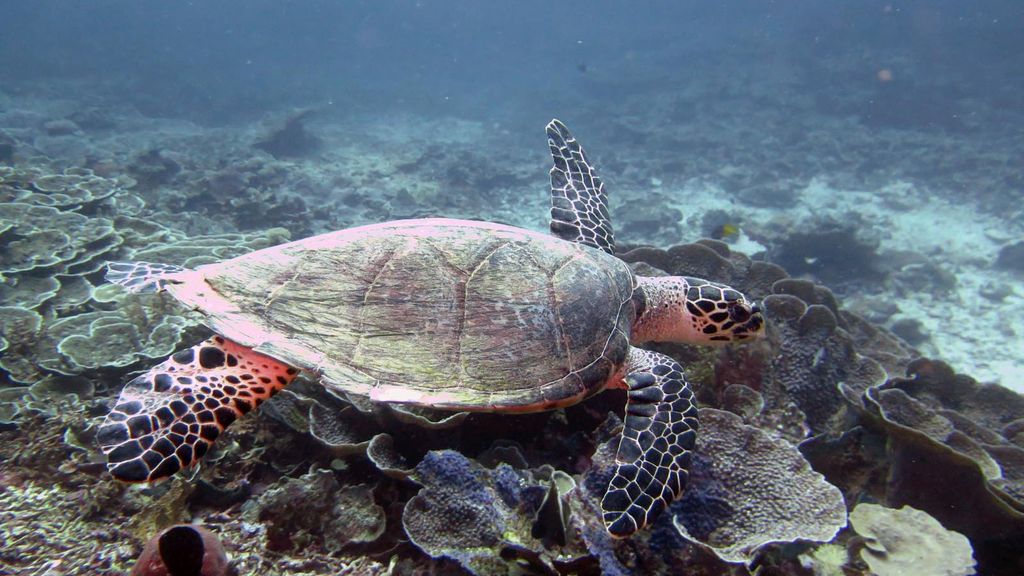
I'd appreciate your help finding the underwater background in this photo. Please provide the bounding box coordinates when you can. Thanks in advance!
[0,1,1022,575]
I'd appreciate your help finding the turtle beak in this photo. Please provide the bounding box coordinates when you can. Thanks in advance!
[731,301,765,340]
[743,302,765,337]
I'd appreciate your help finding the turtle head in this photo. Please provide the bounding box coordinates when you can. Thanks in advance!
[633,276,765,345]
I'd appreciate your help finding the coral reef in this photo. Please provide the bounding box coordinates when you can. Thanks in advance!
[670,409,846,564]
[0,479,137,573]
[255,110,322,159]
[0,163,290,431]
[996,240,1024,273]
[768,216,883,289]
[848,503,975,576]
[402,450,587,574]
[1,154,1021,574]
[758,291,888,434]
[616,239,1023,573]
[6,15,1023,566]
[242,469,385,553]
[840,359,1024,572]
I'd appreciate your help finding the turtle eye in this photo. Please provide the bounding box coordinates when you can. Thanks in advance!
[729,302,752,323]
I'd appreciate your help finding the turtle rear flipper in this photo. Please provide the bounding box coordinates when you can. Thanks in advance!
[602,347,698,537]
[105,261,188,293]
[97,336,298,482]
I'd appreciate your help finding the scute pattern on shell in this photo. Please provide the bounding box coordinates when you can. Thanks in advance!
[168,218,638,410]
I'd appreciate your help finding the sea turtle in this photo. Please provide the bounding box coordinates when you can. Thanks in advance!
[98,120,764,537]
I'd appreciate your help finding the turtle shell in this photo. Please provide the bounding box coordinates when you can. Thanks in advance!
[166,218,637,411]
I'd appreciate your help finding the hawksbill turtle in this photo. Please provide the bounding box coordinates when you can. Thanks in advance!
[98,120,764,537]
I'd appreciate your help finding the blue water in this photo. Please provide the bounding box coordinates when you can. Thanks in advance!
[3,2,1020,208]
[3,1,1018,124]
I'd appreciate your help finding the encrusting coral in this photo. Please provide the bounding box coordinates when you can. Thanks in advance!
[848,503,975,576]
[402,449,588,574]
[242,469,386,554]
[835,358,1024,572]
[670,409,846,563]
[0,163,289,401]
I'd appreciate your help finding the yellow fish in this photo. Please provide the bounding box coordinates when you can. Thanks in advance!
[718,223,740,238]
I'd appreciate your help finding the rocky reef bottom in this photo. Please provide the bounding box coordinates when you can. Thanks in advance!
[2,232,1023,575]
[0,82,1021,572]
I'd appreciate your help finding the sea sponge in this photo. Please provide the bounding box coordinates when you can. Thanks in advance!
[130,525,230,576]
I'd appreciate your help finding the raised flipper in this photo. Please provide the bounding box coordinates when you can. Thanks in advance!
[546,119,615,255]
[105,261,188,294]
[97,336,298,482]
[602,347,698,537]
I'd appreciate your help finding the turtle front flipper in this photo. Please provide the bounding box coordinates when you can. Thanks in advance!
[602,347,698,537]
[545,119,615,255]
[97,336,298,483]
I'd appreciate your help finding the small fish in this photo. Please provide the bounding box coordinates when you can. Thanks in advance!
[577,63,588,74]
[715,223,740,239]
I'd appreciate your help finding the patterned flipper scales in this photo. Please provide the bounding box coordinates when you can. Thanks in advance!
[546,119,615,255]
[97,336,298,482]
[602,347,698,537]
